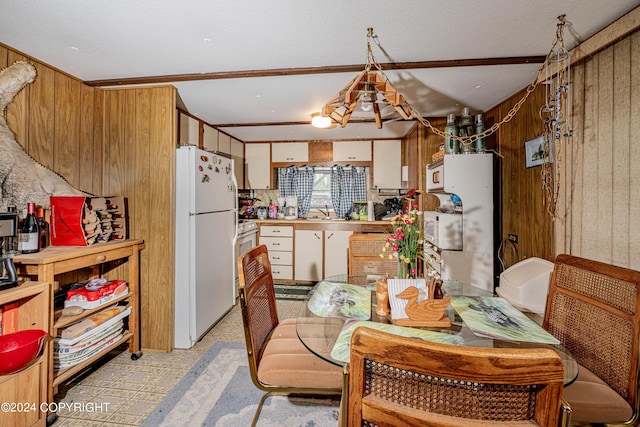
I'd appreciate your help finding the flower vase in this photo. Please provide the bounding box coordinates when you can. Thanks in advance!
[398,257,418,279]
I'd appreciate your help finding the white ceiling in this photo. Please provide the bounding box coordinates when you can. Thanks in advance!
[1,1,638,142]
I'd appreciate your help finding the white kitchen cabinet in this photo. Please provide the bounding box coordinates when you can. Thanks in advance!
[294,230,324,282]
[202,124,218,152]
[218,132,231,155]
[244,143,271,189]
[373,139,401,189]
[294,228,353,281]
[230,137,244,188]
[272,142,308,163]
[323,230,353,278]
[333,140,372,162]
[179,112,200,146]
[260,225,294,280]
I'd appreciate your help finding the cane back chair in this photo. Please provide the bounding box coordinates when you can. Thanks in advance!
[346,326,565,426]
[544,254,640,425]
[237,244,343,426]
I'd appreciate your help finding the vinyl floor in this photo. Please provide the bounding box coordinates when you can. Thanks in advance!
[51,299,303,426]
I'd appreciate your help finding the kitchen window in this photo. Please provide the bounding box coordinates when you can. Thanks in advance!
[309,167,333,211]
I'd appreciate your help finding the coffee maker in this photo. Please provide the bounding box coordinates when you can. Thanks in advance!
[0,212,19,290]
[284,196,298,220]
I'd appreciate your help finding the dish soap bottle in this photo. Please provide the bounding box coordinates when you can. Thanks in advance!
[268,199,277,219]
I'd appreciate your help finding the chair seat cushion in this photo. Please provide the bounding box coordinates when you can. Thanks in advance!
[563,364,633,423]
[257,318,343,389]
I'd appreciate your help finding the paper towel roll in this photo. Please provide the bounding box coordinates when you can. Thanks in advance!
[367,200,374,221]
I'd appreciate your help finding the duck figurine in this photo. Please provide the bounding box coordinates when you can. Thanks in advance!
[396,286,451,322]
[394,278,452,327]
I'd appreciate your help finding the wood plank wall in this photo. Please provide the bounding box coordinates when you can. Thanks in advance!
[484,84,553,268]
[555,30,640,270]
[100,86,176,351]
[1,44,177,351]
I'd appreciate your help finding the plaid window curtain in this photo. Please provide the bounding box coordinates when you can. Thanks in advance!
[331,166,367,218]
[278,166,315,217]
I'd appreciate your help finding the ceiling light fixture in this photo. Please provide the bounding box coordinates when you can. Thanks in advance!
[319,28,414,129]
[311,112,332,129]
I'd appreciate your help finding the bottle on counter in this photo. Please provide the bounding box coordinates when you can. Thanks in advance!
[268,199,277,219]
[18,202,40,254]
[6,206,18,253]
[36,206,49,249]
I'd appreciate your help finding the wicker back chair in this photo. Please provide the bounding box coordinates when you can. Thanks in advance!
[346,326,565,426]
[348,233,397,277]
[543,254,640,425]
[237,244,343,426]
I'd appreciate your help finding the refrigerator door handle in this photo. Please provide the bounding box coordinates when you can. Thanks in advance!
[231,171,239,242]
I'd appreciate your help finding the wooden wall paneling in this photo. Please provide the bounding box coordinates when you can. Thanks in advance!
[596,46,614,264]
[612,38,631,266]
[0,45,7,68]
[101,85,176,351]
[27,62,55,168]
[567,63,585,257]
[54,73,82,188]
[5,51,30,151]
[132,88,154,350]
[580,56,600,259]
[147,86,175,352]
[103,90,129,196]
[91,89,105,194]
[630,32,640,270]
[78,84,97,194]
[497,84,553,264]
[556,62,581,255]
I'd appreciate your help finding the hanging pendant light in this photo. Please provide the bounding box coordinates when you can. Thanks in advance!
[318,28,414,129]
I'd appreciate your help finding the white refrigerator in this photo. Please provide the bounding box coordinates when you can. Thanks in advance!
[175,146,237,349]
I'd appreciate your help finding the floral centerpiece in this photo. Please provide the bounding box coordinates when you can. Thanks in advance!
[380,203,424,278]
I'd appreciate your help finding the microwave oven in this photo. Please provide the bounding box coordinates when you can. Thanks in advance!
[424,211,463,250]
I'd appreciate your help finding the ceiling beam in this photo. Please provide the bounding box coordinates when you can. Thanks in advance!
[83,55,546,86]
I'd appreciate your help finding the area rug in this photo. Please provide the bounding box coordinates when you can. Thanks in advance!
[141,342,340,426]
[274,283,314,301]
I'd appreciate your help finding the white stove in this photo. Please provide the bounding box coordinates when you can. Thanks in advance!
[237,219,258,237]
[234,219,258,298]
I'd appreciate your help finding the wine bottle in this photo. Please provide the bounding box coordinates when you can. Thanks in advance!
[36,207,49,249]
[19,202,40,254]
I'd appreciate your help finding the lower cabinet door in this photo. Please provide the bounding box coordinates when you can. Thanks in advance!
[294,230,323,282]
[324,230,353,278]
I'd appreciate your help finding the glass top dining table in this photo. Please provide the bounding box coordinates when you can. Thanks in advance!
[295,274,578,386]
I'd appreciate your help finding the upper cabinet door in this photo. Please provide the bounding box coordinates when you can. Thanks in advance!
[179,113,200,146]
[272,142,308,163]
[218,132,231,155]
[202,124,218,152]
[230,137,244,188]
[244,143,271,189]
[373,139,401,189]
[333,141,372,162]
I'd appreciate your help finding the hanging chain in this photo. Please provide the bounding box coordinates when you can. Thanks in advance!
[540,15,571,219]
[363,27,562,149]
